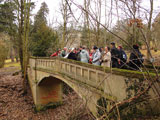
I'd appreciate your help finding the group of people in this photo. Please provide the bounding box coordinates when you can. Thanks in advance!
[50,42,144,70]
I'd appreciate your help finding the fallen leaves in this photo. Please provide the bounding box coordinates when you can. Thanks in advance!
[0,67,93,120]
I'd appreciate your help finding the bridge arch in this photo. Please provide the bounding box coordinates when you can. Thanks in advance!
[36,74,111,116]
[37,75,75,97]
[38,76,61,86]
[36,76,63,107]
[36,75,86,107]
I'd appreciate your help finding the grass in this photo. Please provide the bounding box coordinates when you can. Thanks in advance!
[4,59,20,68]
[141,50,160,58]
[4,62,20,68]
[5,58,18,63]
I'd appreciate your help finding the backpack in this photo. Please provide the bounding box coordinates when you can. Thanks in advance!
[138,51,144,63]
[122,51,127,61]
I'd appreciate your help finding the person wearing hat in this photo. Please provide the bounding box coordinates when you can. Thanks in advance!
[128,45,144,70]
[92,46,101,65]
[110,42,120,68]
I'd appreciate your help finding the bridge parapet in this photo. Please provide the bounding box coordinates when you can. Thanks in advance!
[29,57,159,99]
[29,57,107,91]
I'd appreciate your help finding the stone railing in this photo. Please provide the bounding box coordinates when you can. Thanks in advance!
[29,57,159,101]
[30,57,107,91]
[29,57,158,79]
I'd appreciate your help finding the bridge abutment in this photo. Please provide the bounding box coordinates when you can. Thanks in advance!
[35,76,63,111]
[28,59,63,111]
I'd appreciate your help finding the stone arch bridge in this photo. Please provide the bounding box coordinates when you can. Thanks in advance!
[28,57,160,117]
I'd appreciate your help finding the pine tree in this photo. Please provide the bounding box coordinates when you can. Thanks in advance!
[33,2,49,32]
[30,2,58,57]
[0,0,16,34]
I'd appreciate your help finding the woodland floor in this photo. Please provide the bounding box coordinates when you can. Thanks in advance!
[0,67,94,120]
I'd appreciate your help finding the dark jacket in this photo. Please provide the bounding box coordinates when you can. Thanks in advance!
[111,47,120,68]
[118,49,127,68]
[119,49,127,62]
[76,50,81,61]
[61,50,67,57]
[129,49,143,70]
[68,52,77,60]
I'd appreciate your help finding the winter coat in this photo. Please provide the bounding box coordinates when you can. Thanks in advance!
[67,52,77,60]
[76,50,81,61]
[118,49,127,68]
[50,51,59,57]
[80,49,89,63]
[60,50,67,57]
[129,49,143,70]
[89,53,93,64]
[92,49,101,65]
[119,49,127,63]
[111,47,120,68]
[101,52,111,67]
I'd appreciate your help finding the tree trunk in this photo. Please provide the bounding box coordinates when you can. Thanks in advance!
[62,0,68,48]
[146,0,153,60]
[10,47,15,62]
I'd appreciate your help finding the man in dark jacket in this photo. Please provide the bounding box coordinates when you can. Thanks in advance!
[76,46,83,61]
[129,45,144,70]
[67,48,77,60]
[118,46,127,68]
[110,42,120,68]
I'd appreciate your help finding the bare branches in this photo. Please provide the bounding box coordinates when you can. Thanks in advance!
[63,0,160,119]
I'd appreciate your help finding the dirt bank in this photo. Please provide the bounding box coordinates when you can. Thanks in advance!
[0,67,94,120]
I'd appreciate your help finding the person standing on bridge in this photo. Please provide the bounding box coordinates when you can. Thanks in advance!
[80,46,89,63]
[110,42,120,68]
[92,46,101,66]
[128,45,144,70]
[50,49,61,57]
[67,48,77,60]
[99,47,105,65]
[89,49,94,64]
[101,46,111,67]
[118,46,127,69]
[60,47,67,57]
[76,46,83,61]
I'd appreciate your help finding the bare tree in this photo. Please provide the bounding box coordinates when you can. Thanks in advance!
[60,0,70,48]
[146,0,153,60]
[84,0,91,47]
